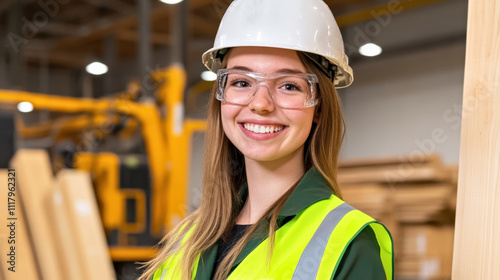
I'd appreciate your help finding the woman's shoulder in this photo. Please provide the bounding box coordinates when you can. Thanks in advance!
[333,226,387,279]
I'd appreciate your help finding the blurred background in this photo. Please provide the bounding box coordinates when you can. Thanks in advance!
[0,0,466,279]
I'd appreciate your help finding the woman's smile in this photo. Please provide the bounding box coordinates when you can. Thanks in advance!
[238,120,288,141]
[242,123,286,134]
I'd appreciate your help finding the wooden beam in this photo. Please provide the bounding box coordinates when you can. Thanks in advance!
[56,4,96,22]
[116,29,171,46]
[23,49,90,67]
[51,4,170,51]
[191,0,221,10]
[452,0,500,279]
[0,0,11,14]
[191,13,219,37]
[82,0,136,15]
[38,22,82,37]
[336,0,450,27]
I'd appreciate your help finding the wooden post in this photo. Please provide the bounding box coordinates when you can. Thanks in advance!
[10,150,64,280]
[452,1,500,279]
[55,169,116,280]
[0,170,40,280]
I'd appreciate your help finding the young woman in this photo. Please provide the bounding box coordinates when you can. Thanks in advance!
[140,0,393,279]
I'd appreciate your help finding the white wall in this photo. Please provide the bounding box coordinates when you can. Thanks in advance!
[339,41,465,164]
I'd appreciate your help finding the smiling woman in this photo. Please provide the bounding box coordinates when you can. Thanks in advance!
[139,1,394,280]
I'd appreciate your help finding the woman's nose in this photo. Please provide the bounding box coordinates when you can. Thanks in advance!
[247,85,275,113]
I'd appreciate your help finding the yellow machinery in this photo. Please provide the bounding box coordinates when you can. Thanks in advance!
[0,65,207,261]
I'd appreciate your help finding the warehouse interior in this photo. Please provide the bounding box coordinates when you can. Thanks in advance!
[0,0,469,279]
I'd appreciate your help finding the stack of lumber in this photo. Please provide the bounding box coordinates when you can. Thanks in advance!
[338,154,457,280]
[0,149,116,280]
[397,225,454,280]
[338,154,449,185]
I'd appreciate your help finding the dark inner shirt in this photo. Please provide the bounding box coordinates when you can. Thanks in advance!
[211,224,251,279]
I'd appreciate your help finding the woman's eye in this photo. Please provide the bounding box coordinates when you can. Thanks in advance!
[282,83,300,91]
[231,80,250,87]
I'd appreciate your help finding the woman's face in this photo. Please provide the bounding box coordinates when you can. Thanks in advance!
[221,47,316,164]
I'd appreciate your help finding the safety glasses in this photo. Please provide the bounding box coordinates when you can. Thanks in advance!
[216,69,319,109]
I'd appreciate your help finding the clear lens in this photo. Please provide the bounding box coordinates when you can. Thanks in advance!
[217,69,318,109]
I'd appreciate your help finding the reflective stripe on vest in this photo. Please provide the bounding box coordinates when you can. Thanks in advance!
[292,203,355,279]
[152,195,393,280]
[159,268,167,280]
[152,230,200,280]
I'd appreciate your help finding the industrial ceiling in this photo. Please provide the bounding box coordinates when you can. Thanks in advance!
[0,0,462,68]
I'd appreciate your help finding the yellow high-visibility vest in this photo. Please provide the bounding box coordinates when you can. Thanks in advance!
[153,194,393,280]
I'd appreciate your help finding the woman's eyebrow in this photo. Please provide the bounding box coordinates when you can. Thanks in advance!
[274,68,305,74]
[228,65,305,74]
[228,65,253,71]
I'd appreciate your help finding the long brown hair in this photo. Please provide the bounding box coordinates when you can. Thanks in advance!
[138,51,346,280]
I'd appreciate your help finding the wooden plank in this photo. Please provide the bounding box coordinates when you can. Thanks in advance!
[56,169,116,280]
[338,154,442,168]
[452,0,500,279]
[393,184,452,205]
[337,154,448,185]
[10,149,63,280]
[338,164,448,184]
[0,170,40,280]
[397,212,445,223]
[341,184,388,203]
[45,185,87,280]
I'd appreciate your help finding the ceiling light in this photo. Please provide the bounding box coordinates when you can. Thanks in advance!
[359,43,382,57]
[85,61,108,75]
[159,0,183,4]
[18,101,34,113]
[201,71,217,81]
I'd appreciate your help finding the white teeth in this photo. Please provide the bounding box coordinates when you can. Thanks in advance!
[243,123,284,134]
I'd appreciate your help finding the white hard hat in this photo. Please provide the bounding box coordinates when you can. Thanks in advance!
[202,0,353,88]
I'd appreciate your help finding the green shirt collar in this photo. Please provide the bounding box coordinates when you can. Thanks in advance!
[278,166,334,217]
[238,166,334,218]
